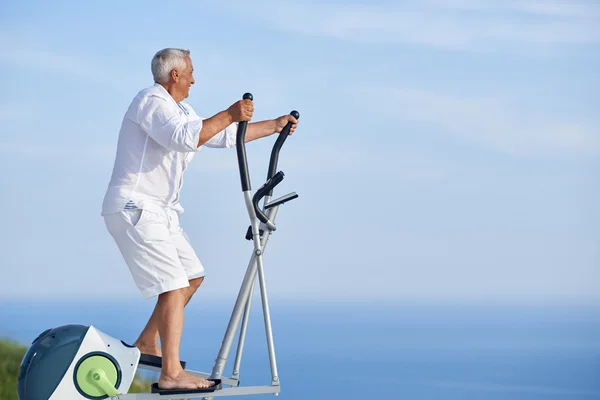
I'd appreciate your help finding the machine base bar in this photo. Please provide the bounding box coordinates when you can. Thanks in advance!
[117,384,280,399]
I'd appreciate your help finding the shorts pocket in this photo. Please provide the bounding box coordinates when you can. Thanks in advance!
[130,209,170,243]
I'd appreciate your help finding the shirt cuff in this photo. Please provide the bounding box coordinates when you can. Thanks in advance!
[186,119,204,151]
[224,122,238,148]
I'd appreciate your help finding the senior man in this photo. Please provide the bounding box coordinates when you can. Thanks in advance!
[101,48,298,391]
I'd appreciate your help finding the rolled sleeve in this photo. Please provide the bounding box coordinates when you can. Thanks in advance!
[137,95,201,152]
[204,122,238,148]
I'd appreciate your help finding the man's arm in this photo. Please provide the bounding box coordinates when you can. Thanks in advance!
[245,115,299,143]
[197,99,254,147]
[199,117,275,147]
[197,110,235,147]
[196,100,298,148]
[245,120,278,142]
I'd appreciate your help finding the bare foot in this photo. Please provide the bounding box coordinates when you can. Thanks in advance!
[183,371,215,388]
[134,340,161,357]
[158,370,215,389]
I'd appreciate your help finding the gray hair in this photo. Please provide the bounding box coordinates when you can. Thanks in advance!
[151,48,190,84]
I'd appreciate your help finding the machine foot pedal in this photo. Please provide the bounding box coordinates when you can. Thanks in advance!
[151,380,222,394]
[139,353,187,369]
[121,341,187,369]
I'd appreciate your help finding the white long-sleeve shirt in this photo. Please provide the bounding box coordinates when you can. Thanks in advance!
[101,83,237,216]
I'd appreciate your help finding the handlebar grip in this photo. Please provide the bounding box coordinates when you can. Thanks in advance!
[267,110,300,187]
[236,93,253,192]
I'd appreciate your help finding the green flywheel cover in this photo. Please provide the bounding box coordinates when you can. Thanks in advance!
[75,354,119,397]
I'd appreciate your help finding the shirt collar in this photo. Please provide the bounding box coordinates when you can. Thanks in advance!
[153,82,180,106]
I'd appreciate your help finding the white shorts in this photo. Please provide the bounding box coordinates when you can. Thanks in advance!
[104,208,205,299]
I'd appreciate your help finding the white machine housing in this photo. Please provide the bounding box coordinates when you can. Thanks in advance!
[49,325,140,399]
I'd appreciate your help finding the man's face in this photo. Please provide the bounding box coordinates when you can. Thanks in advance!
[174,56,195,99]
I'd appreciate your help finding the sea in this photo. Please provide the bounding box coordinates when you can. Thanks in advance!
[1,299,599,400]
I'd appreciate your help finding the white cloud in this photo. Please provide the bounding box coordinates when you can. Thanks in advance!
[350,85,600,155]
[0,105,26,122]
[210,0,600,53]
[188,136,450,182]
[422,0,599,17]
[0,31,112,82]
[0,142,115,159]
[278,140,450,181]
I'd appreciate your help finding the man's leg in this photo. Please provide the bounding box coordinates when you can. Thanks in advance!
[135,212,208,357]
[133,277,204,356]
[153,286,213,389]
[104,209,210,389]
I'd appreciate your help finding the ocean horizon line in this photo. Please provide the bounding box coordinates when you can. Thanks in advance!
[1,295,600,308]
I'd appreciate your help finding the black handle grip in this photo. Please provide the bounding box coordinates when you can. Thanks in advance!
[236,93,253,192]
[253,171,285,224]
[267,110,300,195]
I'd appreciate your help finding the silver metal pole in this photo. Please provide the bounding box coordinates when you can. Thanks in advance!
[231,197,276,381]
[254,207,280,385]
[209,254,255,379]
[209,192,260,380]
[205,193,287,398]
[231,277,255,381]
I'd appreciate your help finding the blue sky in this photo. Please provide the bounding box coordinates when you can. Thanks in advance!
[0,0,598,303]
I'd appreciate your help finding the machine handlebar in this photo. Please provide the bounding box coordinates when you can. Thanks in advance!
[267,110,299,196]
[267,110,299,180]
[235,93,254,192]
[234,93,299,227]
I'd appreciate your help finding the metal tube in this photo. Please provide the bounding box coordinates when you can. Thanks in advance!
[209,192,260,380]
[210,194,282,380]
[209,252,256,380]
[257,255,279,384]
[254,207,280,385]
[231,276,255,380]
[205,153,288,396]
[231,197,278,381]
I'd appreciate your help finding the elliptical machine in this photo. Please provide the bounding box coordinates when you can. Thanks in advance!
[18,93,300,399]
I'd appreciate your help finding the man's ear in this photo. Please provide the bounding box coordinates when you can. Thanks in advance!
[171,69,179,82]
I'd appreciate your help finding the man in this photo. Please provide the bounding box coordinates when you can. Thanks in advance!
[101,48,298,391]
